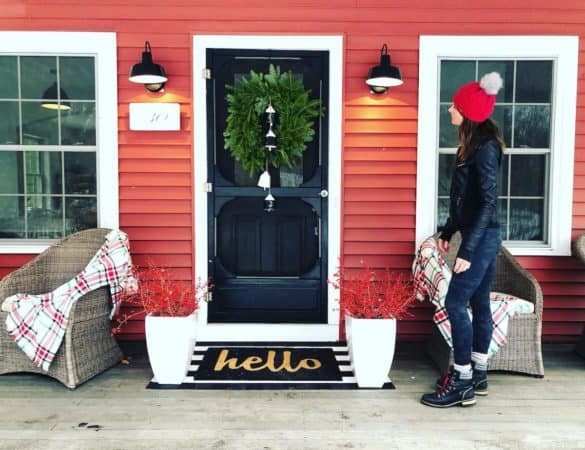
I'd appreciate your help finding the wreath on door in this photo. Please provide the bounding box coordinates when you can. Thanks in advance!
[223,64,324,176]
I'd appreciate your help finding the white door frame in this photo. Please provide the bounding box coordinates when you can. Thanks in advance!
[193,35,343,341]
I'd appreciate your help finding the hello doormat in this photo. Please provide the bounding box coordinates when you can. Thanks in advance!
[147,342,395,390]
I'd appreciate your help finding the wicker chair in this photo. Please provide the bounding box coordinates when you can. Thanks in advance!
[571,234,585,359]
[425,232,545,377]
[0,228,123,388]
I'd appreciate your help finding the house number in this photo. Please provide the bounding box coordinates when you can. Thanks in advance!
[129,103,180,131]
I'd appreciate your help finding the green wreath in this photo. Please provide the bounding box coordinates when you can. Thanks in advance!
[224,64,324,176]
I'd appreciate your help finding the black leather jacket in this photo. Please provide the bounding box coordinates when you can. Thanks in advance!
[439,137,502,261]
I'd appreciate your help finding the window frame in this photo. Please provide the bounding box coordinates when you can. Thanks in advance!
[0,31,118,254]
[416,35,578,256]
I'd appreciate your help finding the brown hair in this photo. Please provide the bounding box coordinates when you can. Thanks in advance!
[456,117,505,164]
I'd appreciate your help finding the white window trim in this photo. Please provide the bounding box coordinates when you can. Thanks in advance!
[0,31,118,254]
[193,35,343,341]
[416,35,578,256]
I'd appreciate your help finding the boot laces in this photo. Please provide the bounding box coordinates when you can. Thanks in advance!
[436,370,455,395]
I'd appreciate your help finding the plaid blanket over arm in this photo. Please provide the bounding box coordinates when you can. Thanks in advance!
[411,236,514,357]
[2,229,137,371]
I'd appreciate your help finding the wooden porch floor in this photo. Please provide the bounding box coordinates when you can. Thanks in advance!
[1,343,584,450]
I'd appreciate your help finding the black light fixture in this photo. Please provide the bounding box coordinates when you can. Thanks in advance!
[129,41,168,92]
[366,43,403,94]
[41,82,71,111]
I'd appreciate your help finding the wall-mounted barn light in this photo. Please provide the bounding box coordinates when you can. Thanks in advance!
[129,41,168,92]
[366,43,403,94]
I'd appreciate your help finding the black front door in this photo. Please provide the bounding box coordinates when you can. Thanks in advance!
[206,49,329,323]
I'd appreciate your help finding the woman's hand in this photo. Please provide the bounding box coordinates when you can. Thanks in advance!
[453,257,471,273]
[438,238,450,253]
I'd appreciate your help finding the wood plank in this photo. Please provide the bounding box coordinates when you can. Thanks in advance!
[131,254,192,267]
[119,199,192,214]
[344,161,416,175]
[344,202,415,215]
[344,215,415,228]
[131,240,192,255]
[342,254,414,268]
[120,213,192,227]
[344,148,416,162]
[344,242,415,255]
[118,159,192,173]
[120,186,192,200]
[344,229,414,242]
[344,188,415,202]
[119,146,192,160]
[123,227,192,241]
[119,173,192,187]
[344,120,418,134]
[344,105,418,120]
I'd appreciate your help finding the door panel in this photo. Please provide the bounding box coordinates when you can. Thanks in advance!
[206,49,329,323]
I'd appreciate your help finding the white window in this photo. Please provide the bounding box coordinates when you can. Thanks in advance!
[416,36,578,256]
[0,32,118,253]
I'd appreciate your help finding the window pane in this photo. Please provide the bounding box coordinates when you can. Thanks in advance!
[498,153,509,196]
[21,56,57,100]
[21,102,58,145]
[509,199,544,241]
[61,102,96,145]
[437,198,449,232]
[510,154,547,197]
[515,61,552,103]
[0,101,20,144]
[478,60,514,102]
[514,105,550,148]
[440,60,475,102]
[64,152,96,194]
[279,158,303,187]
[66,197,97,231]
[0,196,24,238]
[439,106,458,148]
[0,151,23,194]
[0,56,18,99]
[498,198,508,240]
[438,154,454,196]
[60,57,95,100]
[27,196,63,239]
[491,105,512,148]
[25,151,62,195]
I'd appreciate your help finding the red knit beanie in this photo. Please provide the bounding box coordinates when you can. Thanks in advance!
[453,72,503,123]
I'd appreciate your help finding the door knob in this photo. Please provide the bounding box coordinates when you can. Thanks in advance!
[320,190,329,198]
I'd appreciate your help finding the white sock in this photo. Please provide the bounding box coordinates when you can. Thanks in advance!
[471,352,488,371]
[453,363,472,379]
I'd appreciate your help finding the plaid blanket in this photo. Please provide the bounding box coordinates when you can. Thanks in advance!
[412,236,514,357]
[2,229,137,371]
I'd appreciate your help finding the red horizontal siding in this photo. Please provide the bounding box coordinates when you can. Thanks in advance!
[0,0,583,344]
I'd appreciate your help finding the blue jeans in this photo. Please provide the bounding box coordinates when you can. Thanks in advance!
[445,227,501,366]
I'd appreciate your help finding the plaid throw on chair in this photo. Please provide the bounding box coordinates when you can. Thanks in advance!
[2,229,137,371]
[412,236,514,357]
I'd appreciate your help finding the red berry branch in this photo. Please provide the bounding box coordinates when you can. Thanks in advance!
[112,263,213,335]
[329,262,416,320]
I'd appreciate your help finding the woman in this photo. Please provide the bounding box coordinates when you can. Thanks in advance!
[421,72,505,408]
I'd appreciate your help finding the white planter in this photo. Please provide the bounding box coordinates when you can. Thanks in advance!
[346,316,396,388]
[145,313,198,384]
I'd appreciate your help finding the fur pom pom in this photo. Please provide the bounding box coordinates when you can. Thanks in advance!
[479,72,503,96]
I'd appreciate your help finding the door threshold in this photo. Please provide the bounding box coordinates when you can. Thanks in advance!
[197,324,339,342]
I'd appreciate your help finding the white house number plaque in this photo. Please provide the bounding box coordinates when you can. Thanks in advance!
[129,103,181,131]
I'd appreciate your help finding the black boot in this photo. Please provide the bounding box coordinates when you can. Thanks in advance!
[436,364,488,396]
[471,362,488,396]
[422,369,476,408]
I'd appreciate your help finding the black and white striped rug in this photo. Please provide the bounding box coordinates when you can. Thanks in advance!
[147,342,395,390]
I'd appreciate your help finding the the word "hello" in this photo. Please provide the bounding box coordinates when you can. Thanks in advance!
[213,349,322,373]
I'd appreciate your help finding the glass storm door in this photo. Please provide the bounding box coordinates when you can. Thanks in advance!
[206,49,329,323]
